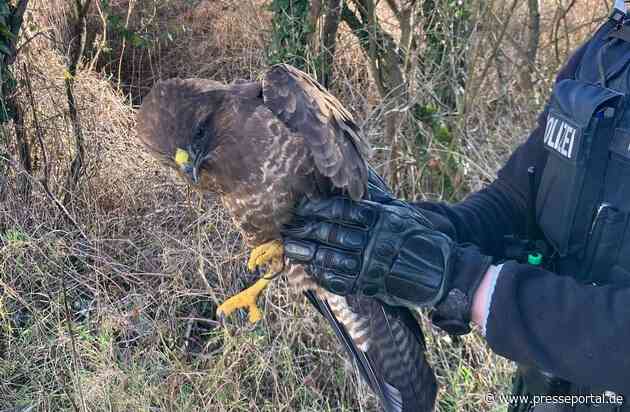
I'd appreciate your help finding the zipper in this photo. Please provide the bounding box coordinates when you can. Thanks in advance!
[589,202,613,237]
[577,202,610,261]
[583,202,617,283]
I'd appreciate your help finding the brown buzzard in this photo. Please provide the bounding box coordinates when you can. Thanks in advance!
[136,64,437,412]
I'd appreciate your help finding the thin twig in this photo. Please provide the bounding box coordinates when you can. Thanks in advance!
[22,61,49,185]
[61,275,88,412]
[0,155,90,242]
[14,30,49,56]
[464,0,519,114]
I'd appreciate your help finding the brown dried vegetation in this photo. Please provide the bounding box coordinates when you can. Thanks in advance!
[0,1,611,411]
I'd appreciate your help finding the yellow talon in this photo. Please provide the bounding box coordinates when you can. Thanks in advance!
[217,277,272,323]
[217,240,284,323]
[247,240,284,272]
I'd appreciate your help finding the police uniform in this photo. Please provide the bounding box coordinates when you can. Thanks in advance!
[416,2,630,410]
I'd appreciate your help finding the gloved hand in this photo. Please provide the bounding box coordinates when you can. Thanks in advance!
[366,167,458,240]
[283,195,492,335]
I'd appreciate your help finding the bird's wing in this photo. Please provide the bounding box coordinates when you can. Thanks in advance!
[264,66,438,410]
[349,295,438,411]
[304,290,438,412]
[262,64,369,200]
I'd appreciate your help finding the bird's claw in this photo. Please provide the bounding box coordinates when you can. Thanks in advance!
[247,240,284,272]
[217,240,284,323]
[216,279,269,323]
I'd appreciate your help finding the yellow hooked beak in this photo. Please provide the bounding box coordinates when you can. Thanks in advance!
[174,148,199,183]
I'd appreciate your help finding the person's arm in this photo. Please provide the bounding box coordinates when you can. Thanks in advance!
[470,261,630,394]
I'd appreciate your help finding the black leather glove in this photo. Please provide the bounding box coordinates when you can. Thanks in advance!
[283,196,492,335]
[366,167,458,240]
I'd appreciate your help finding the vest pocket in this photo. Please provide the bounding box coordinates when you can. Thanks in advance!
[536,79,623,257]
[580,205,626,284]
[536,151,587,256]
[606,265,630,286]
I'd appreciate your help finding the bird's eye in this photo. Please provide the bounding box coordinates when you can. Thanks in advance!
[182,163,194,175]
[191,118,214,157]
[191,131,206,152]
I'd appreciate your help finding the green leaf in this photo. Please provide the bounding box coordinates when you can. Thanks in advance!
[3,70,17,91]
[107,14,122,29]
[0,42,10,55]
[0,3,10,17]
[0,22,15,40]
[0,110,9,124]
[129,33,143,47]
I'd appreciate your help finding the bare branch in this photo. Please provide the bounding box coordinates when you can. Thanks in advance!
[320,0,342,87]
[384,0,401,21]
[0,155,90,242]
[23,61,49,186]
[464,0,519,114]
[63,0,94,204]
[519,0,540,90]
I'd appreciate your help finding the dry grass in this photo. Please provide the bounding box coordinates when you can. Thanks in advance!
[0,1,613,411]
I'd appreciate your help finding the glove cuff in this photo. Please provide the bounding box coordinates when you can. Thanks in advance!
[431,245,492,335]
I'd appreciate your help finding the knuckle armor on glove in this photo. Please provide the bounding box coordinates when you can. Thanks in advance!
[284,198,453,308]
[283,196,493,336]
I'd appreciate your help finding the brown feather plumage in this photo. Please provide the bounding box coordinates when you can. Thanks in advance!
[136,78,224,160]
[263,64,370,200]
[135,64,436,412]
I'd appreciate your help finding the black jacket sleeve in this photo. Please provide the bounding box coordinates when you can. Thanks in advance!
[485,260,630,394]
[411,36,630,391]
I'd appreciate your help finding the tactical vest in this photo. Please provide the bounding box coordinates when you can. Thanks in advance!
[512,9,630,412]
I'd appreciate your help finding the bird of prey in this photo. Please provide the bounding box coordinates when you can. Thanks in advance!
[135,64,437,412]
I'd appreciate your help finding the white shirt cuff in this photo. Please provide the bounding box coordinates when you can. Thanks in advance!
[480,263,503,336]
[615,0,627,12]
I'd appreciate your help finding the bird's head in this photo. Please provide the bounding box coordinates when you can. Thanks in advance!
[136,78,226,187]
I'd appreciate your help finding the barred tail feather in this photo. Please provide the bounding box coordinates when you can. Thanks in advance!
[291,264,438,411]
[287,264,371,351]
[324,292,371,352]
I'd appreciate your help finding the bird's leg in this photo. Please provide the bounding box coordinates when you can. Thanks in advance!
[216,240,284,323]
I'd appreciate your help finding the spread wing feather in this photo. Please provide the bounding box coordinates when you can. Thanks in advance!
[262,64,370,200]
[348,295,438,411]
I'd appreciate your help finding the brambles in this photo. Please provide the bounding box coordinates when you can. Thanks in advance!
[0,1,610,411]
